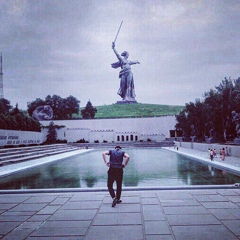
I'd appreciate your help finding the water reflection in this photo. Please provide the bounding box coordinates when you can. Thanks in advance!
[0,164,81,189]
[123,150,139,186]
[83,173,98,188]
[0,148,239,189]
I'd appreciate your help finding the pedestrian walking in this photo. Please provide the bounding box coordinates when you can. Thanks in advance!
[221,148,226,161]
[102,146,130,207]
[213,149,217,158]
[210,149,214,161]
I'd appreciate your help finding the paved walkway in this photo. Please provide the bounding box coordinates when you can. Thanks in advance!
[165,147,240,176]
[0,188,239,240]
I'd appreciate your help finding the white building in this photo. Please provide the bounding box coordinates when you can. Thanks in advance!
[40,116,177,143]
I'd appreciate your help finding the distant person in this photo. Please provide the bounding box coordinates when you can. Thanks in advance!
[210,149,214,161]
[220,149,222,157]
[213,149,217,158]
[102,146,130,207]
[221,148,226,161]
[208,148,211,158]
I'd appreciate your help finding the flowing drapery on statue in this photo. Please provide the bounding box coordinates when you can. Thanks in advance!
[111,42,140,102]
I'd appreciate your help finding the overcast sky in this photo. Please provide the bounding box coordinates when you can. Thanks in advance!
[0,0,239,109]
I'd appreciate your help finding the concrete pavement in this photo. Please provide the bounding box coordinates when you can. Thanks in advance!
[0,188,239,240]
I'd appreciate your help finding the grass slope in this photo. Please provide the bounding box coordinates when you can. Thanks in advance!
[78,103,183,119]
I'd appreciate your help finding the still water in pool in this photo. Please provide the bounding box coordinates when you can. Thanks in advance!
[0,148,239,189]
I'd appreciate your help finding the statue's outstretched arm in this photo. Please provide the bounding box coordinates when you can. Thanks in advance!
[112,42,122,61]
[130,60,140,65]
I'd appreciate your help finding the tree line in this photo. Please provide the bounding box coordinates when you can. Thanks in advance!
[0,98,41,132]
[27,95,97,120]
[0,94,97,133]
[0,95,97,134]
[175,77,240,142]
[27,95,80,120]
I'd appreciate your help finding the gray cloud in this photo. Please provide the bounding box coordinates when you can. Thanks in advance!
[0,0,239,109]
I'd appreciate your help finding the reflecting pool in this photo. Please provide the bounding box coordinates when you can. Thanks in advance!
[0,148,239,189]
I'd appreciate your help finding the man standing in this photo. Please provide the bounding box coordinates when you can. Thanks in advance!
[102,146,130,207]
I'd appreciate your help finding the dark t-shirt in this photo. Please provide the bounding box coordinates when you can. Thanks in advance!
[109,149,125,169]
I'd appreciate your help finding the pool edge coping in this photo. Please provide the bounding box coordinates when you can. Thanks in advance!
[0,184,239,194]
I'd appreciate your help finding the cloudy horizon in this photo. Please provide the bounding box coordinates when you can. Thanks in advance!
[0,0,239,110]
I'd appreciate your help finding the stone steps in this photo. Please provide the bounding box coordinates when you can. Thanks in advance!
[0,144,79,167]
[0,145,73,160]
[0,144,66,156]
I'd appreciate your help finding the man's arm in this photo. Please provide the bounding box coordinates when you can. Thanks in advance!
[123,153,130,168]
[102,151,110,167]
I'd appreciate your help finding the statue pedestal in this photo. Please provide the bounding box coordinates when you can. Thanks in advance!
[116,100,138,104]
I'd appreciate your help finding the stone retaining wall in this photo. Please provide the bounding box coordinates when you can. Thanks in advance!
[0,129,43,147]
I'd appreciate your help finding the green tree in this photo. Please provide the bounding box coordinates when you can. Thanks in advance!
[28,95,80,120]
[81,100,97,119]
[0,98,12,114]
[45,95,80,119]
[175,109,191,137]
[205,78,239,140]
[233,78,240,112]
[12,104,41,132]
[10,115,19,130]
[45,95,63,119]
[65,95,80,119]
[0,98,41,132]
[46,121,57,144]
[176,77,240,142]
[30,118,41,132]
[3,114,17,130]
[10,103,20,115]
[175,100,207,140]
[0,114,9,129]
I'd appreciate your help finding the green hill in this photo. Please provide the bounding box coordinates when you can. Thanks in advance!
[78,103,183,119]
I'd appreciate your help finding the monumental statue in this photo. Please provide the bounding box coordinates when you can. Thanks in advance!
[32,105,53,121]
[111,21,140,103]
